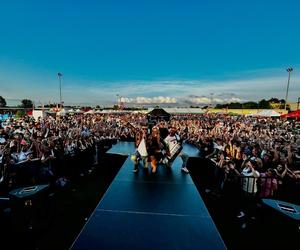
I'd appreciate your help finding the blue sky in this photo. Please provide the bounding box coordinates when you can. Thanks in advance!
[0,0,299,106]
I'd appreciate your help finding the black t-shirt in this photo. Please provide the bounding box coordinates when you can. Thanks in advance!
[159,127,169,140]
[148,136,160,155]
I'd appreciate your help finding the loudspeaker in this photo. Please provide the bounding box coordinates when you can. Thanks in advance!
[9,184,49,200]
[9,184,52,233]
[262,198,300,233]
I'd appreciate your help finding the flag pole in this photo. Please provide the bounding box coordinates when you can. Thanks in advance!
[58,72,63,108]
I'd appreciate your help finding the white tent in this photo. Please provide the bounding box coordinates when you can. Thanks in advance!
[147,108,204,114]
[132,110,148,114]
[84,110,95,115]
[67,108,75,113]
[57,109,67,116]
[75,109,84,113]
[254,110,281,117]
[32,109,46,120]
[100,110,112,114]
[100,110,132,114]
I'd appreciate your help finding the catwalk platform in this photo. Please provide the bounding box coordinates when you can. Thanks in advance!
[71,141,226,250]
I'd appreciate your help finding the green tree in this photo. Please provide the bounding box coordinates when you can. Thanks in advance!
[0,96,6,107]
[215,104,226,109]
[258,99,271,109]
[268,98,286,109]
[21,99,33,108]
[278,99,286,109]
[268,98,280,103]
[15,110,26,118]
[243,102,258,109]
[228,102,242,109]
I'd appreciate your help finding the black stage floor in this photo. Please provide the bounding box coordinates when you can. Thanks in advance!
[107,141,200,157]
[71,142,226,250]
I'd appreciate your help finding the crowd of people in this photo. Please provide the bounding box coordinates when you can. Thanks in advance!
[168,114,300,227]
[172,114,300,189]
[0,112,299,205]
[0,114,141,190]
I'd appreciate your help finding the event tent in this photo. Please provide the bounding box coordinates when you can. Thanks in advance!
[99,110,132,114]
[165,108,205,114]
[75,109,84,113]
[281,109,300,118]
[84,110,95,115]
[67,109,75,113]
[147,108,171,122]
[57,109,67,116]
[147,108,205,114]
[253,110,281,117]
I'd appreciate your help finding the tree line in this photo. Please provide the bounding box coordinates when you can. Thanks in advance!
[0,96,289,110]
[0,96,33,108]
[214,98,287,109]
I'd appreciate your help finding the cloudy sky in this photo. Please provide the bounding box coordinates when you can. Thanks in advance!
[0,0,299,106]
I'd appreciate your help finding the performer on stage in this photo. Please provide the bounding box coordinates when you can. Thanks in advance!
[147,126,162,173]
[164,127,189,173]
[158,121,169,140]
[131,125,148,173]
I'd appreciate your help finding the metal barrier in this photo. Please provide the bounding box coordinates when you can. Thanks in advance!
[210,165,287,200]
[239,176,278,198]
[0,139,118,191]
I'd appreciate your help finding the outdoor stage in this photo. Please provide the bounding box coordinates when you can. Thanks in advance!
[71,142,226,250]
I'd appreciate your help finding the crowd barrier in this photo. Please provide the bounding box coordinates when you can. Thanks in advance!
[0,138,120,237]
[0,139,119,191]
[202,158,300,203]
[1,141,298,202]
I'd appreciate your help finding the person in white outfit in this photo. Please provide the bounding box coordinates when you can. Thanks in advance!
[237,158,260,228]
[163,127,189,173]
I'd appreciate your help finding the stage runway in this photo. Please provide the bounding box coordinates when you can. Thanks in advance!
[71,142,226,250]
[107,141,200,157]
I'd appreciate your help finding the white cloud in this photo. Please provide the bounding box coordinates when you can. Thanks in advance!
[121,96,177,104]
[0,63,299,106]
[185,96,210,104]
[181,95,243,105]
[85,74,300,105]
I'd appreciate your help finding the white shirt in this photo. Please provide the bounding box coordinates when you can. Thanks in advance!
[164,134,180,150]
[241,167,260,193]
[213,142,224,151]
